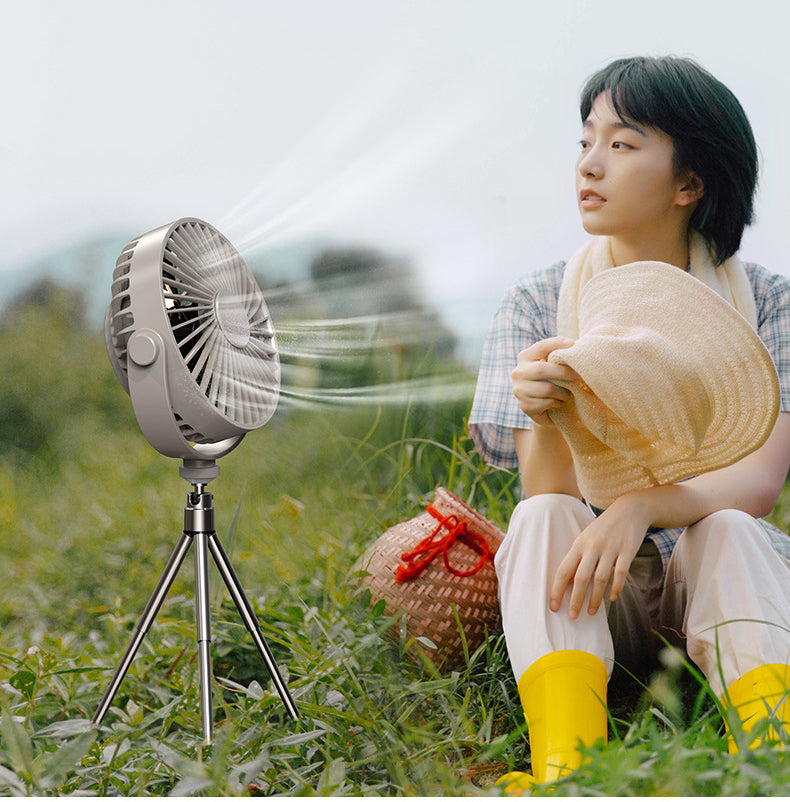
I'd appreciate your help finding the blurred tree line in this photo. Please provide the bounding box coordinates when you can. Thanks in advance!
[256,244,460,392]
[0,242,473,469]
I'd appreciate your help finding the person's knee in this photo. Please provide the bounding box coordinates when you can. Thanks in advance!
[668,510,775,609]
[497,494,589,572]
[511,492,587,522]
[695,508,755,533]
[673,508,755,566]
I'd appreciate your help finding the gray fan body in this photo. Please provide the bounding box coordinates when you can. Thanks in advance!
[105,218,280,462]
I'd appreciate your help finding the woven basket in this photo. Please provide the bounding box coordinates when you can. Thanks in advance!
[355,487,505,667]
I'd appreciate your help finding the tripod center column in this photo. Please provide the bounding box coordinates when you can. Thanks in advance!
[185,487,216,744]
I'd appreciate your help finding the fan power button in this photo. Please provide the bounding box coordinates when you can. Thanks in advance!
[128,330,160,366]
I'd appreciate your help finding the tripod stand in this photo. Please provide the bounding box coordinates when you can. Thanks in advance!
[92,463,298,743]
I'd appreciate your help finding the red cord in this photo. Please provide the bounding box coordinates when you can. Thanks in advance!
[395,503,491,582]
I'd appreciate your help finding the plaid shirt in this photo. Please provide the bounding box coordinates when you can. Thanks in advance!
[469,260,790,567]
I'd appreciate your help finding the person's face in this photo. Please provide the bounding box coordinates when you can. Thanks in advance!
[576,92,697,243]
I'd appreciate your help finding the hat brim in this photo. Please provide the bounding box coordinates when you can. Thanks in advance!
[548,262,780,509]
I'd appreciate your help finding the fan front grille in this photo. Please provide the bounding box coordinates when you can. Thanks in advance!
[162,221,279,433]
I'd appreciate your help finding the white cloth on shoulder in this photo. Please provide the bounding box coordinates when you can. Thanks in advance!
[556,232,757,336]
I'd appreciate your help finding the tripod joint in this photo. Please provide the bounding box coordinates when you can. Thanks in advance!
[184,485,215,534]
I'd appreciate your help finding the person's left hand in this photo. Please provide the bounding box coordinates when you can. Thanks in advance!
[549,494,651,619]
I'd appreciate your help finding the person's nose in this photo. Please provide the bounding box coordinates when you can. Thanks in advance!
[577,144,604,179]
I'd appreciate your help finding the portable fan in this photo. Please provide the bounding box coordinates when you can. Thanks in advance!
[104,217,280,476]
[94,218,298,743]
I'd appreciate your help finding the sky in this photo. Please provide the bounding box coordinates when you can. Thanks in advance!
[2,0,789,356]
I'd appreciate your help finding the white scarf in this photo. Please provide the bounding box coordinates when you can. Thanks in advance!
[556,232,757,337]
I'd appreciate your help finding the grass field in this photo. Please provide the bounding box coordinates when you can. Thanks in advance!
[2,286,790,795]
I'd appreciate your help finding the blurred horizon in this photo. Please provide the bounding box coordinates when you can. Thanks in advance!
[0,224,491,367]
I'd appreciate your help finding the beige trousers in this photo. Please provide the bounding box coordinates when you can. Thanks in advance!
[495,494,790,696]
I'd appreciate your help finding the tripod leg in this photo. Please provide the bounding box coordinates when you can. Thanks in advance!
[194,531,214,745]
[93,532,194,727]
[207,532,299,720]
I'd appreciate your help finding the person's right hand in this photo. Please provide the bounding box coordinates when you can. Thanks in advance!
[511,337,579,427]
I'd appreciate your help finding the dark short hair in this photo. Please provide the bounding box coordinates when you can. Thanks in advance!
[580,56,758,264]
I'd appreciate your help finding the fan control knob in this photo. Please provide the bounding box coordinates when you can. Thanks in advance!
[128,330,160,366]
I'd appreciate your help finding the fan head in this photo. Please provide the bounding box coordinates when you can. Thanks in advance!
[105,217,280,462]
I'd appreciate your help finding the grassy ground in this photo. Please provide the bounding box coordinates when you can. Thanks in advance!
[2,292,790,795]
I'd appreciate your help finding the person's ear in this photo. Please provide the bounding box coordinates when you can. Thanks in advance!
[676,172,704,207]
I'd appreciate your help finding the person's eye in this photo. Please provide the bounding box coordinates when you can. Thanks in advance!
[578,139,590,150]
[612,141,634,150]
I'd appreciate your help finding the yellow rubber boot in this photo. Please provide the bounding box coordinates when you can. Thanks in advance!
[722,663,790,754]
[498,650,608,793]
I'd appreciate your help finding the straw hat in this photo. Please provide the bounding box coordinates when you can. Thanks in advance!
[355,487,504,667]
[547,261,780,509]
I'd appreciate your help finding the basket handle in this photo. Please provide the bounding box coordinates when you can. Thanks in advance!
[395,504,491,582]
